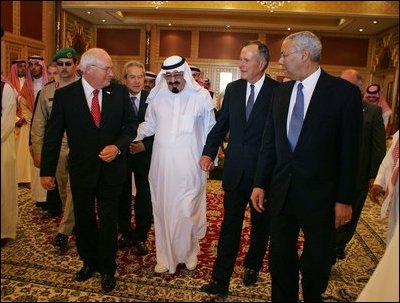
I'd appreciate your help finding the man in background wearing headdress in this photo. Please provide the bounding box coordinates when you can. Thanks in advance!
[8,59,32,187]
[134,55,216,274]
[364,84,393,132]
[31,48,80,252]
[26,55,52,216]
[144,71,156,92]
[190,65,205,86]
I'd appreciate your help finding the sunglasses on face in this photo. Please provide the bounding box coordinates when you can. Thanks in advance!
[56,61,73,67]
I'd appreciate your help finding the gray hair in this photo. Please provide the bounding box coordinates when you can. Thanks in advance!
[285,31,322,62]
[79,48,110,72]
[122,60,145,79]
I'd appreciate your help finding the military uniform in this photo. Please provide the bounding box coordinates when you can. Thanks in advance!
[31,47,79,239]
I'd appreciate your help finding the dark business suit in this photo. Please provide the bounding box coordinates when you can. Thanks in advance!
[119,90,154,243]
[336,101,386,251]
[202,76,280,284]
[254,70,363,301]
[41,79,136,275]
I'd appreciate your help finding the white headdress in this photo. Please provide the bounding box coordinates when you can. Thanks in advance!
[148,56,202,101]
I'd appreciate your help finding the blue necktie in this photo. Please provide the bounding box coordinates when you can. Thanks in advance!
[288,83,304,151]
[130,96,138,115]
[246,84,255,121]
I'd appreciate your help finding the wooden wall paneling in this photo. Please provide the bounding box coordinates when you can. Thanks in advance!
[1,1,14,33]
[20,1,42,41]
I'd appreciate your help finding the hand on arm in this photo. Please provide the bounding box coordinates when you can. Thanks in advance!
[130,141,145,154]
[251,187,266,213]
[199,155,214,172]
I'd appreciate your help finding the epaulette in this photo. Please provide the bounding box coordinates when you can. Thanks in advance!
[44,80,55,87]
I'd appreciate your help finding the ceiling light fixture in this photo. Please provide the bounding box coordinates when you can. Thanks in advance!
[257,1,290,12]
[152,1,168,9]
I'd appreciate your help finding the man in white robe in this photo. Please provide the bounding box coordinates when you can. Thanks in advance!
[135,56,216,274]
[370,130,399,244]
[1,76,18,246]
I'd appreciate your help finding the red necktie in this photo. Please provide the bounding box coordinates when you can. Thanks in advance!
[91,89,100,127]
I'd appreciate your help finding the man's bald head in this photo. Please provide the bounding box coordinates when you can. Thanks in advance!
[340,69,362,91]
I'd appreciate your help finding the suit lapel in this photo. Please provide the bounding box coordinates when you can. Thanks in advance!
[74,80,95,126]
[279,82,294,152]
[100,86,112,127]
[296,70,330,150]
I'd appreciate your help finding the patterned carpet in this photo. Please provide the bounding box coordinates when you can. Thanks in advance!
[1,180,387,302]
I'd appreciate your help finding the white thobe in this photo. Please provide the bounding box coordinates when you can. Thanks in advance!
[15,77,31,183]
[29,77,47,202]
[375,131,399,244]
[356,222,399,302]
[1,83,18,239]
[136,87,215,273]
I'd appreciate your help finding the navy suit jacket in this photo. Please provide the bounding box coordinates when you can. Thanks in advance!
[202,76,280,191]
[41,79,137,188]
[254,69,363,216]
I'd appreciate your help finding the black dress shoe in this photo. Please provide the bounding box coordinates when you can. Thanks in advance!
[243,268,259,286]
[200,280,229,297]
[52,233,68,248]
[1,238,9,247]
[117,235,131,249]
[336,247,346,260]
[101,274,116,292]
[134,241,149,255]
[75,265,96,281]
[35,201,47,209]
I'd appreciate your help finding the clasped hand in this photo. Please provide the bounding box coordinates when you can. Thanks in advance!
[99,145,119,162]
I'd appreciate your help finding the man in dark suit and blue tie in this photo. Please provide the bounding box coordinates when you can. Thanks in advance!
[199,40,280,297]
[40,48,136,292]
[251,31,363,301]
[118,60,153,256]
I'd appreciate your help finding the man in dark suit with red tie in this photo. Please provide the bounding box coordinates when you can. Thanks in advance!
[40,48,136,293]
[117,60,153,256]
[251,31,363,302]
[200,40,280,297]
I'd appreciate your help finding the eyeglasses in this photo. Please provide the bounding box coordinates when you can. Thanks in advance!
[91,65,113,73]
[280,50,302,59]
[56,61,73,67]
[164,71,184,80]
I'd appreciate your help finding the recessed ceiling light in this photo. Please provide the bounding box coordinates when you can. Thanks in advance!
[87,11,91,15]
[287,27,291,31]
[168,23,172,26]
[227,25,230,28]
[359,28,363,32]
[102,19,106,23]
[373,20,378,24]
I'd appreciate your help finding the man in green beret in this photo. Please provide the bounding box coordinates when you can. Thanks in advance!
[31,47,79,253]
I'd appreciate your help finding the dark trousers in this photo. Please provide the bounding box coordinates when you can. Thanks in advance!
[336,185,369,250]
[118,154,153,243]
[212,180,270,284]
[269,192,335,302]
[71,179,122,275]
[46,179,62,215]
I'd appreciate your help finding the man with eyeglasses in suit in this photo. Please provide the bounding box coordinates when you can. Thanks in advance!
[31,48,80,253]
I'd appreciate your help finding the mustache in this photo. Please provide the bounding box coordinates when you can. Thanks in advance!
[168,81,180,86]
